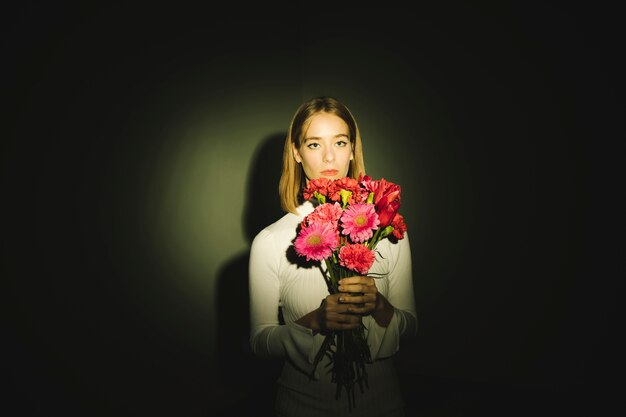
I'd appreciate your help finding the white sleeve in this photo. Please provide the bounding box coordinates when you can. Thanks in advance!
[248,228,325,376]
[366,232,418,359]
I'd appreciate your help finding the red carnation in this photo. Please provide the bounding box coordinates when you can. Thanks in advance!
[328,177,361,204]
[391,213,407,240]
[303,178,333,200]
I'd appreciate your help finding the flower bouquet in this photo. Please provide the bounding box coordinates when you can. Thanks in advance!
[293,174,407,411]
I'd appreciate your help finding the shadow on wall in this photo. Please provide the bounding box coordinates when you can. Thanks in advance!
[214,132,286,415]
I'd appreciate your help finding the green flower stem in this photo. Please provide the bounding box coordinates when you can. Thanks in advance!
[367,227,382,249]
[312,262,372,412]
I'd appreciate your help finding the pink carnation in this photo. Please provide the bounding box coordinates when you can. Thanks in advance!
[339,243,376,275]
[307,202,343,228]
[294,222,338,262]
[340,203,380,243]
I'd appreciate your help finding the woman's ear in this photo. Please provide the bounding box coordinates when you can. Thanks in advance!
[292,144,302,163]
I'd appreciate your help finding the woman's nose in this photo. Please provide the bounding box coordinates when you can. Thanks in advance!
[323,148,334,163]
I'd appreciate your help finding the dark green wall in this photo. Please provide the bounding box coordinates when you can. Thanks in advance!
[4,3,621,416]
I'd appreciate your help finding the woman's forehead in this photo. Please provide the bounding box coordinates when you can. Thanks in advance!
[303,112,349,136]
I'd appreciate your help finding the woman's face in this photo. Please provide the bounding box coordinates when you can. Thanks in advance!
[293,112,354,181]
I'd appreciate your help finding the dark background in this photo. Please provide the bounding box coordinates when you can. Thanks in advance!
[3,2,623,417]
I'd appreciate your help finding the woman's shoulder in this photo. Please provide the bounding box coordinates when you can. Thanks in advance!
[252,201,314,244]
[375,231,412,261]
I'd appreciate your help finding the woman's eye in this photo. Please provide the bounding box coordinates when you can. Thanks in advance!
[307,143,320,149]
[335,140,348,147]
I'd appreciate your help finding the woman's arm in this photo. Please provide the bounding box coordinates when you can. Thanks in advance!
[248,229,284,357]
[385,232,418,338]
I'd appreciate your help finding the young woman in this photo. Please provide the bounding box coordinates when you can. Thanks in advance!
[249,96,417,416]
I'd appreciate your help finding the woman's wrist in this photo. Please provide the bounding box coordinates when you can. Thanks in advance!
[372,293,394,327]
[295,309,322,335]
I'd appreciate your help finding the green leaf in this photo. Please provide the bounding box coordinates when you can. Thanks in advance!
[314,191,326,204]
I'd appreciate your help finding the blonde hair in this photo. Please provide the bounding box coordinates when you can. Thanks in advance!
[279,96,366,213]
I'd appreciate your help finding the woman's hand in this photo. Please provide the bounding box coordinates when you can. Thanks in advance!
[296,276,395,333]
[295,292,361,334]
[316,293,364,334]
[338,276,395,327]
[337,276,379,316]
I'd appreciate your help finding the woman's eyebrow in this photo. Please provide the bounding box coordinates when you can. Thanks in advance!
[303,134,349,143]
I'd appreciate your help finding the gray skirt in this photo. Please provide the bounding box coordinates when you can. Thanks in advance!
[275,357,406,417]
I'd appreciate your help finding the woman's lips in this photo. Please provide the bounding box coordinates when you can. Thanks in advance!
[321,169,339,176]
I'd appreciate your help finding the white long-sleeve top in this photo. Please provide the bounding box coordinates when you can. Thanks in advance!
[249,201,417,380]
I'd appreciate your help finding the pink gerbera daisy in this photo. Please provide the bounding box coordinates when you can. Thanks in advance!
[340,203,380,243]
[339,243,376,275]
[294,222,338,262]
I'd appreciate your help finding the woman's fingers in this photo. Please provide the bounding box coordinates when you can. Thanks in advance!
[318,295,364,330]
[327,311,361,324]
[325,312,362,330]
[335,277,378,316]
[328,296,373,312]
[338,276,377,294]
[338,294,373,304]
[325,294,357,313]
[319,280,379,330]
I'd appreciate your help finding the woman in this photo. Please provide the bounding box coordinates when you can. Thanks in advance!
[249,96,417,416]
